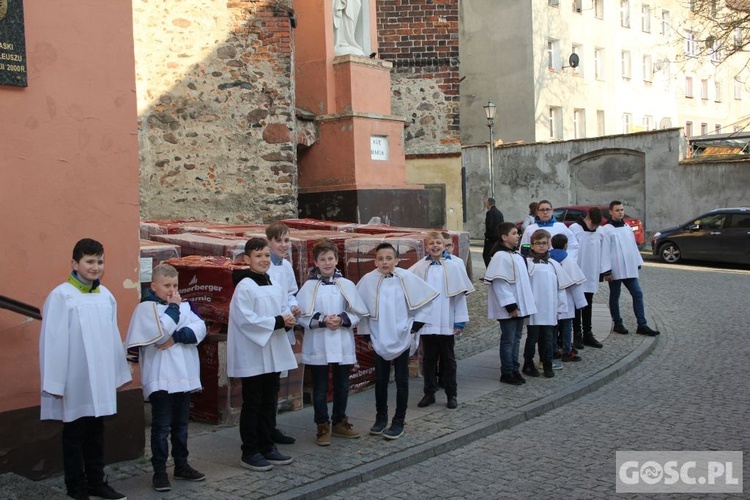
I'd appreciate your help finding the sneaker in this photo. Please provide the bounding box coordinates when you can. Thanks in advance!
[512,371,526,384]
[87,481,126,500]
[553,349,563,359]
[240,452,273,472]
[174,464,206,482]
[263,447,293,465]
[500,373,522,386]
[66,486,90,500]
[152,472,171,492]
[270,427,296,445]
[316,422,332,446]
[417,394,435,408]
[583,334,603,348]
[382,422,404,440]
[369,419,388,435]
[612,324,629,335]
[551,359,563,370]
[636,325,660,336]
[446,396,458,409]
[332,418,360,439]
[521,363,540,377]
[562,352,582,362]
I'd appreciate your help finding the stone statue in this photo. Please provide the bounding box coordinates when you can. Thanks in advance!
[333,0,365,56]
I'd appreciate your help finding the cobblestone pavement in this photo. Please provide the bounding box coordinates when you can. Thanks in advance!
[326,259,750,499]
[38,249,668,499]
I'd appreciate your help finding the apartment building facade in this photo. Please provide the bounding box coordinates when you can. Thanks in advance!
[460,0,748,145]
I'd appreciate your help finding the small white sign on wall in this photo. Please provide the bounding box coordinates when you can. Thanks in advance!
[370,135,389,161]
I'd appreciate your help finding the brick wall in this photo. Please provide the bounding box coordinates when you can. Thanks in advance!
[134,0,298,223]
[377,0,461,155]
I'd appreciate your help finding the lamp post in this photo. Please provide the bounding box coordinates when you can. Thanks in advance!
[483,100,497,199]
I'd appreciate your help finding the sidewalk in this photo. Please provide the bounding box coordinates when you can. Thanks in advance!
[38,305,657,499]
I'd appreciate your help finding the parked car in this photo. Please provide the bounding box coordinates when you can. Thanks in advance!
[651,207,750,265]
[517,205,646,245]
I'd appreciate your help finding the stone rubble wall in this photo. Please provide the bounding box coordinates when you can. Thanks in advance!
[134,0,297,223]
[377,0,461,156]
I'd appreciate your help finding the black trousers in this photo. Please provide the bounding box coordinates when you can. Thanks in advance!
[62,416,105,491]
[240,373,278,457]
[482,239,497,267]
[573,292,595,335]
[421,335,457,397]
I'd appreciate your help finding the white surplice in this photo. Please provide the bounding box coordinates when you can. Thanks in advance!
[570,222,612,294]
[526,259,573,326]
[125,301,207,399]
[521,222,580,262]
[227,277,297,378]
[297,277,368,365]
[485,249,537,320]
[408,257,474,335]
[356,268,439,360]
[267,257,300,344]
[39,283,132,422]
[554,255,588,320]
[602,223,643,280]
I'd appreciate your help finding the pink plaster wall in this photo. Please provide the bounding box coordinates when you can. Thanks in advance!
[333,57,392,115]
[0,0,140,413]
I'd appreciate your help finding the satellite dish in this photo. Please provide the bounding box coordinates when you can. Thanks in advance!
[568,53,580,68]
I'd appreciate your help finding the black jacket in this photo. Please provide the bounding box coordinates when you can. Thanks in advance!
[484,206,505,241]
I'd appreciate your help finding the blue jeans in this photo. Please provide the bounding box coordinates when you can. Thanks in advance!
[149,390,191,473]
[558,318,573,353]
[524,325,555,366]
[499,318,524,375]
[608,277,647,327]
[375,350,409,423]
[311,363,351,425]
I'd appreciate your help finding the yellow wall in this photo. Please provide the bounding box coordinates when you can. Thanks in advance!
[406,155,464,230]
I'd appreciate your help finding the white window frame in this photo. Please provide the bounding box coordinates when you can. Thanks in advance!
[715,81,722,102]
[700,122,709,136]
[594,0,603,19]
[661,10,670,38]
[622,112,632,134]
[573,0,582,13]
[685,121,693,137]
[597,110,605,136]
[641,5,651,33]
[714,123,722,134]
[685,76,693,98]
[734,79,743,100]
[643,55,653,82]
[549,106,563,139]
[643,115,653,130]
[621,50,632,79]
[685,31,697,57]
[547,38,561,71]
[574,108,586,138]
[621,0,630,28]
[594,48,605,80]
[701,79,709,100]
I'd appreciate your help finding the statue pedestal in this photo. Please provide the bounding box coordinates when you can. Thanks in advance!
[294,3,429,226]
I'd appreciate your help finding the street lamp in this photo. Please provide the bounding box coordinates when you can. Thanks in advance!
[483,100,497,199]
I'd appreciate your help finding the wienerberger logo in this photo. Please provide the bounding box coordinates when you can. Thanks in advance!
[180,275,223,295]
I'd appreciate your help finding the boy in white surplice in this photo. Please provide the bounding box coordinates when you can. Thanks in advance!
[125,263,207,492]
[357,243,438,440]
[39,238,131,500]
[297,239,369,446]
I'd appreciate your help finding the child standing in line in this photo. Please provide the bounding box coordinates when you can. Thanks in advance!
[39,238,130,500]
[521,230,574,379]
[409,232,474,409]
[296,239,369,446]
[485,223,537,386]
[228,238,297,472]
[125,264,207,492]
[264,222,301,445]
[549,234,587,363]
[356,243,438,440]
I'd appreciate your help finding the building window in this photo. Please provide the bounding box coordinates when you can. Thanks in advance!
[597,110,605,135]
[685,76,693,97]
[572,44,583,75]
[573,0,582,13]
[622,113,632,134]
[621,1,630,28]
[594,48,604,80]
[574,108,586,138]
[715,80,722,102]
[735,79,743,100]
[701,79,709,100]
[685,121,693,137]
[715,123,722,133]
[547,39,561,71]
[710,39,722,63]
[621,50,631,79]
[549,0,559,6]
[661,10,671,38]
[594,0,603,19]
[689,0,696,12]
[685,31,697,57]
[700,122,709,136]
[549,106,563,139]
[643,115,653,130]
[643,55,653,82]
[641,5,651,33]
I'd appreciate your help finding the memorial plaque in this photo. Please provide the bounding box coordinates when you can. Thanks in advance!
[0,0,28,87]
[370,135,389,161]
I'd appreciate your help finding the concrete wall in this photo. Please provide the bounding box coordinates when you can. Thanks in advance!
[405,155,464,230]
[462,129,750,238]
[0,0,143,477]
[134,0,297,223]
